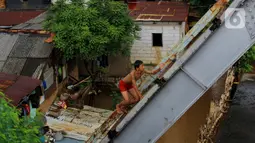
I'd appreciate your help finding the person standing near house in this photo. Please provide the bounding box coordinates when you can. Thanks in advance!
[116,60,166,114]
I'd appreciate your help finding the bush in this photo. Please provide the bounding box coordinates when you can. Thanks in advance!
[236,45,255,73]
[110,91,122,110]
[0,92,44,143]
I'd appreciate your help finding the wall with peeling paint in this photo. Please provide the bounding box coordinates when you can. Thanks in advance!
[156,91,212,143]
[131,22,183,64]
[156,73,229,143]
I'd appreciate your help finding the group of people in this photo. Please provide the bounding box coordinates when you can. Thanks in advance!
[116,60,167,114]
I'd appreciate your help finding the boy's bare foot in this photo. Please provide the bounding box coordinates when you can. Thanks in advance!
[121,106,128,113]
[116,104,123,114]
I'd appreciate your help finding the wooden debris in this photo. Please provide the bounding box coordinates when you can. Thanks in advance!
[197,68,235,143]
[0,0,5,9]
[46,105,113,141]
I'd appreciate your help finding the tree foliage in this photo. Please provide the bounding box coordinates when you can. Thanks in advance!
[43,0,140,60]
[0,92,43,143]
[110,90,122,110]
[189,0,216,15]
[236,45,255,73]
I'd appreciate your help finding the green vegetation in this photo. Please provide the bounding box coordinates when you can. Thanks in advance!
[43,0,140,61]
[0,92,44,143]
[189,0,216,15]
[110,90,122,110]
[236,45,255,73]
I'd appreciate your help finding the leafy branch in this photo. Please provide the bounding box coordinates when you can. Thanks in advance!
[235,45,255,73]
[43,0,140,61]
[0,92,44,143]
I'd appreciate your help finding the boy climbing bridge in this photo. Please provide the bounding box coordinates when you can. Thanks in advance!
[116,58,176,114]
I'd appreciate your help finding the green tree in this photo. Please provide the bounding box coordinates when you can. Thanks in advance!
[236,45,255,73]
[189,0,216,16]
[0,92,44,143]
[43,0,140,61]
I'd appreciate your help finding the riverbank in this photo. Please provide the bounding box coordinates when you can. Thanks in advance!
[215,74,255,143]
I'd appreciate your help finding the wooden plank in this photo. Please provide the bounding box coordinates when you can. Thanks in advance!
[86,111,125,143]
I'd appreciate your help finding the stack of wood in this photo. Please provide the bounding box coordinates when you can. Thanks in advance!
[197,68,235,143]
[0,0,5,9]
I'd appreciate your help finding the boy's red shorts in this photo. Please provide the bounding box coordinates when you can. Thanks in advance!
[119,80,133,92]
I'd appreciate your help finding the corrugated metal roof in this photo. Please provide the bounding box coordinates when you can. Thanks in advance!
[0,33,53,76]
[0,11,45,26]
[8,34,52,58]
[6,0,50,9]
[0,72,41,106]
[25,12,47,24]
[0,33,19,61]
[1,58,27,75]
[129,1,189,22]
[9,34,34,58]
[28,35,53,58]
[46,105,113,141]
[12,12,47,30]
[0,62,4,70]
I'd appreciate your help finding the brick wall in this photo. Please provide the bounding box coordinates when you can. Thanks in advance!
[131,22,183,64]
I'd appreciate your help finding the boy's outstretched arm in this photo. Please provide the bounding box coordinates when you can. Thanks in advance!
[144,63,165,75]
[145,58,176,75]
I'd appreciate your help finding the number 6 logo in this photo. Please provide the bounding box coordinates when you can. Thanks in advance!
[225,8,246,29]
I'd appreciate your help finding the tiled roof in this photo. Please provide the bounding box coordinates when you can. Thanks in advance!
[129,1,189,22]
[0,10,45,26]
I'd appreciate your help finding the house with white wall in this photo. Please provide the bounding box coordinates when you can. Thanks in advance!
[129,1,189,64]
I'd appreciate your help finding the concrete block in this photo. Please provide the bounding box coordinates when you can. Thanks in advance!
[139,53,151,57]
[132,52,138,56]
[174,33,180,37]
[163,42,173,46]
[143,57,155,62]
[142,36,151,41]
[150,53,158,58]
[161,51,168,56]
[131,51,140,55]
[142,49,152,54]
[132,46,144,50]
[143,40,152,44]
[163,26,174,31]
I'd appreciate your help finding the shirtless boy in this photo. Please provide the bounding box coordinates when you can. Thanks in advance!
[116,60,165,114]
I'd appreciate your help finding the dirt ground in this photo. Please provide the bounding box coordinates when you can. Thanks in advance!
[215,76,255,143]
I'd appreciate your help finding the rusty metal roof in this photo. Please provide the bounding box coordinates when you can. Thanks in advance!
[0,72,41,106]
[0,11,45,26]
[12,12,47,30]
[129,1,189,22]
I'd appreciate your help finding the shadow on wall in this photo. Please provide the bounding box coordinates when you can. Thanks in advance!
[107,55,132,77]
[78,55,132,77]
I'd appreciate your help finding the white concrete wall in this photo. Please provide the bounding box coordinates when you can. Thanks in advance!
[131,22,183,64]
